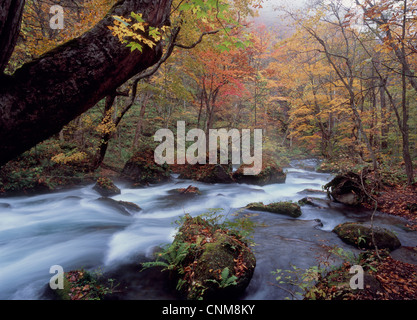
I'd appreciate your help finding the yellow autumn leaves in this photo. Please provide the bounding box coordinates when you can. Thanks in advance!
[51,110,115,165]
[108,13,170,52]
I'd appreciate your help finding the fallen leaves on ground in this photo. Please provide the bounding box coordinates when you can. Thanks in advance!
[363,184,417,231]
[312,251,417,300]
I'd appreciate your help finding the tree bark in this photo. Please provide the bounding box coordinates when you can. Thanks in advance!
[0,0,25,73]
[0,0,173,167]
[131,92,150,150]
[400,0,414,184]
[379,77,388,151]
[92,92,118,170]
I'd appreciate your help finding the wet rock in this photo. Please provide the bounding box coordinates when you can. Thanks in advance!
[298,197,314,206]
[246,201,302,218]
[233,159,286,186]
[297,188,327,195]
[177,163,234,184]
[298,197,331,208]
[93,177,121,197]
[333,222,401,251]
[171,185,202,195]
[122,148,171,186]
[314,219,324,228]
[324,172,366,206]
[96,197,141,216]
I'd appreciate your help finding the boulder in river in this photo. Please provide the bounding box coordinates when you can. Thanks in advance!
[170,185,202,196]
[0,202,11,208]
[324,172,366,206]
[333,222,401,251]
[93,177,120,197]
[246,201,302,218]
[45,269,116,300]
[233,158,286,186]
[121,148,171,186]
[298,197,331,208]
[96,197,141,216]
[297,188,327,195]
[176,163,234,184]
[144,214,256,300]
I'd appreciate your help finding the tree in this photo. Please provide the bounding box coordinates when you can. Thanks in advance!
[0,0,25,74]
[356,0,415,183]
[87,0,259,168]
[286,1,380,171]
[0,0,173,167]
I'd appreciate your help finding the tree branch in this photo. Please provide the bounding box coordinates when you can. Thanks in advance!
[0,0,173,166]
[174,29,220,49]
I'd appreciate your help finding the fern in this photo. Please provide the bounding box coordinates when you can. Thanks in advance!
[140,260,170,271]
[169,242,191,266]
[220,267,238,288]
[140,241,192,273]
[206,267,238,289]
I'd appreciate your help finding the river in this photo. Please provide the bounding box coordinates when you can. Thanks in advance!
[1,159,417,300]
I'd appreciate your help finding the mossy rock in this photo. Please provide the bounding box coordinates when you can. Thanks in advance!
[233,159,286,186]
[168,215,256,300]
[246,201,302,218]
[333,222,401,251]
[93,177,120,197]
[121,148,171,186]
[177,163,234,184]
[46,269,112,300]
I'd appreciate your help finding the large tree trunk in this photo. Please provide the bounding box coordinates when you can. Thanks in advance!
[0,0,173,167]
[0,0,25,73]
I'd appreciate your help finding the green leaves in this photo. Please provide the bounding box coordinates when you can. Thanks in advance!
[130,11,145,23]
[217,35,252,52]
[126,42,143,52]
[220,267,238,287]
[140,241,193,273]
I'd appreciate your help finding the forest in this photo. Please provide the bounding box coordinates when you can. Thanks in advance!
[1,0,417,302]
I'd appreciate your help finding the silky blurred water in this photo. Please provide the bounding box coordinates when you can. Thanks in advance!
[0,159,415,299]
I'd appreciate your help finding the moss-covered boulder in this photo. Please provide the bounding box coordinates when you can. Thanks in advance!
[121,148,171,186]
[246,201,302,218]
[233,158,286,186]
[333,222,401,251]
[176,163,234,184]
[146,215,256,300]
[93,177,120,197]
[45,269,116,300]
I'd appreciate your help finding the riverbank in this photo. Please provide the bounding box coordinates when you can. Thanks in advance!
[317,158,417,230]
[363,184,417,231]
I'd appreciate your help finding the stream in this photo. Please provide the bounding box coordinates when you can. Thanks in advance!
[1,159,417,300]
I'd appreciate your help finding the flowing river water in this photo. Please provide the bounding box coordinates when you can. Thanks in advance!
[1,159,417,300]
